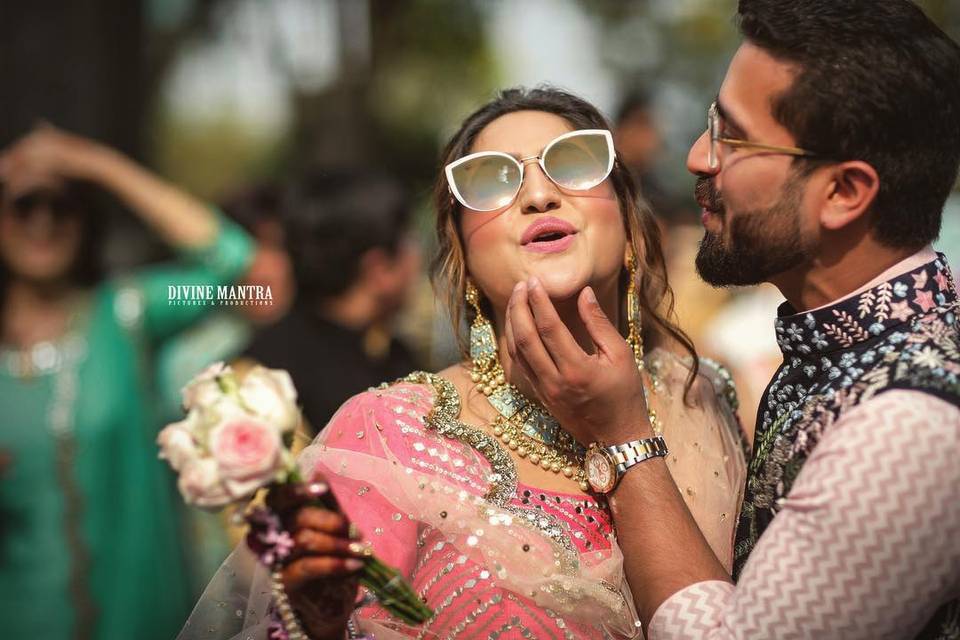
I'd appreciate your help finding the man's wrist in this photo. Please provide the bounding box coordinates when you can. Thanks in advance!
[605,418,655,444]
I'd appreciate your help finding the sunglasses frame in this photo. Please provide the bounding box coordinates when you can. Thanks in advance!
[445,129,615,212]
[7,189,81,222]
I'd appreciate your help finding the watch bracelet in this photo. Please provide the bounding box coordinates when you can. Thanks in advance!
[607,435,668,473]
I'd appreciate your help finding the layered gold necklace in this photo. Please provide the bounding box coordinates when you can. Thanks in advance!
[466,282,660,492]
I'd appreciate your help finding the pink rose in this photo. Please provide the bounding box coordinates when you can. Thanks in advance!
[178,458,231,508]
[208,417,283,499]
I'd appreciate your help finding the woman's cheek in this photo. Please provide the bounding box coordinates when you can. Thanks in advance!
[460,208,506,246]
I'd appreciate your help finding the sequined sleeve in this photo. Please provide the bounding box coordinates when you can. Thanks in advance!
[648,390,960,639]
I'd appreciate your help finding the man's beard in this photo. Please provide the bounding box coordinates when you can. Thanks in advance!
[694,175,811,287]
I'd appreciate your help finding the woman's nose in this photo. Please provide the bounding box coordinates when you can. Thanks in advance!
[517,162,561,214]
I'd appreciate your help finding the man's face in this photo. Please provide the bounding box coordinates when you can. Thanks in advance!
[687,42,819,286]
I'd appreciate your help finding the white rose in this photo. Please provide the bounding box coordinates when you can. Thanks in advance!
[157,413,201,471]
[238,366,299,433]
[181,362,233,411]
[208,416,284,500]
[178,457,232,508]
[194,394,248,433]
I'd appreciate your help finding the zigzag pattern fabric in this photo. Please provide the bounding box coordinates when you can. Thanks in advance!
[649,390,960,639]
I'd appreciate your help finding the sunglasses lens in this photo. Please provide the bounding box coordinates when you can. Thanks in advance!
[543,133,611,190]
[8,191,78,221]
[450,155,521,211]
[11,194,40,219]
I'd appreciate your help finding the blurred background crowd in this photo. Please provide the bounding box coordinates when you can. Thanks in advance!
[2,1,959,639]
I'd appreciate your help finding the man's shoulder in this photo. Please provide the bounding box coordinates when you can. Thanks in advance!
[854,302,960,407]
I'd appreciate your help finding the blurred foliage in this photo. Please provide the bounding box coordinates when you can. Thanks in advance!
[145,0,959,203]
[365,0,497,194]
[150,113,289,201]
[148,0,497,202]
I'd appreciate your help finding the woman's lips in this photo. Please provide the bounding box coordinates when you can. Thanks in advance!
[523,234,576,253]
[520,216,577,253]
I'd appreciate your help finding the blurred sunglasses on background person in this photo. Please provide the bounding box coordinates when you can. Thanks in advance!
[445,129,615,212]
[3,186,81,222]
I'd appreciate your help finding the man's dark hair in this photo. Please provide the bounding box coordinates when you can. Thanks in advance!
[737,0,960,250]
[219,183,282,234]
[283,167,411,303]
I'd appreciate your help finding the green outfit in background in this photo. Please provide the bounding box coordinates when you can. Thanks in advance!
[0,214,253,640]
[156,310,253,593]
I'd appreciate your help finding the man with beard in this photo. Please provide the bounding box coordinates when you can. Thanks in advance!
[517,1,960,638]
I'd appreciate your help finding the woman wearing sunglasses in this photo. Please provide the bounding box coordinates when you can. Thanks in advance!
[185,87,745,640]
[0,126,255,640]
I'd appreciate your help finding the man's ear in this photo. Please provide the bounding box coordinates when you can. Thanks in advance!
[820,160,880,231]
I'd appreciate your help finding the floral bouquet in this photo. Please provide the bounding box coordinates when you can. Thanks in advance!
[157,362,433,633]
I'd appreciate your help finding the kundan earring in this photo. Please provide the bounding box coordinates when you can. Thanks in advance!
[466,281,506,396]
[625,253,663,433]
[625,253,644,367]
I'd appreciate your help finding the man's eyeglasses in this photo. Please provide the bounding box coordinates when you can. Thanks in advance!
[445,129,614,212]
[708,101,817,170]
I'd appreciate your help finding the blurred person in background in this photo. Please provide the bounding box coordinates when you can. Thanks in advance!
[614,90,675,222]
[243,167,422,434]
[0,126,254,640]
[613,91,730,342]
[154,182,295,591]
[156,182,294,421]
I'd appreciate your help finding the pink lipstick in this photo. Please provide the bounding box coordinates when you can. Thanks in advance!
[521,217,577,254]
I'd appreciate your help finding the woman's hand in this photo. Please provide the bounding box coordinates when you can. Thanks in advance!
[2,123,218,248]
[267,479,366,640]
[0,125,111,184]
[504,277,654,446]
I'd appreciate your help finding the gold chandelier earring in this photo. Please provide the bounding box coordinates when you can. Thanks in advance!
[625,253,644,368]
[625,254,663,433]
[466,281,505,396]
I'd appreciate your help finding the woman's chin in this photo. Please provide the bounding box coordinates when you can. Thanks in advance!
[535,272,589,302]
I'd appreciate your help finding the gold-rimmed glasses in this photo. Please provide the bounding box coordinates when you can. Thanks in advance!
[707,101,817,170]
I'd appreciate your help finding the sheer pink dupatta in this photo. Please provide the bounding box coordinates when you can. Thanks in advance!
[177,361,743,640]
[299,377,639,637]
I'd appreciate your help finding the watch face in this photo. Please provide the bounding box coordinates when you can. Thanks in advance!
[586,449,615,493]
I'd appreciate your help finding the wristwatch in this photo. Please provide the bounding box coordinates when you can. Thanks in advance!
[585,436,668,494]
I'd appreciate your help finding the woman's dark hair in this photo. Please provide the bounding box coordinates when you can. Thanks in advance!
[737,0,960,251]
[431,86,698,390]
[283,167,411,305]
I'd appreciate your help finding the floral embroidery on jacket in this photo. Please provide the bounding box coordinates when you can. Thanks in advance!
[734,253,960,640]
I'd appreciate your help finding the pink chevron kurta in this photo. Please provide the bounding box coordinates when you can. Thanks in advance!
[649,390,960,639]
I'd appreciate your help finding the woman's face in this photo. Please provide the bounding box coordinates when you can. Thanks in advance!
[0,174,83,284]
[460,110,627,315]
